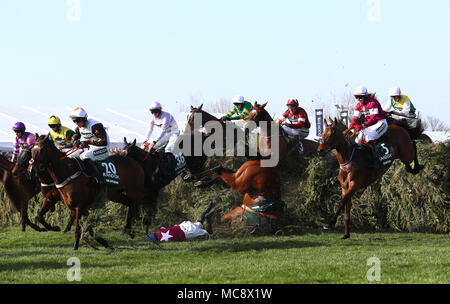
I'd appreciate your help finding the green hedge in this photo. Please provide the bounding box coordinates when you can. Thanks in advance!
[1,142,448,234]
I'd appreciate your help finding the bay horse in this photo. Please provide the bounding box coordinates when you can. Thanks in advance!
[185,105,256,157]
[122,136,207,232]
[12,149,72,232]
[29,134,147,250]
[192,159,281,223]
[317,118,423,239]
[247,101,319,159]
[246,102,288,160]
[0,154,44,232]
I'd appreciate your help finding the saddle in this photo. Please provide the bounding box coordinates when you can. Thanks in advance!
[81,157,120,186]
[354,139,394,168]
[152,149,187,183]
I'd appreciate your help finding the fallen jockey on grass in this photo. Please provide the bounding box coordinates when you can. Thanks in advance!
[146,203,216,244]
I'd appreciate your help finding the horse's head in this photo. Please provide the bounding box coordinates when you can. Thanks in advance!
[122,137,140,157]
[185,104,204,133]
[29,133,60,173]
[11,149,32,176]
[317,117,346,156]
[248,102,270,126]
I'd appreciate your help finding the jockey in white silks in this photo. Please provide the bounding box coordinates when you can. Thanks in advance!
[142,101,180,154]
[68,107,111,185]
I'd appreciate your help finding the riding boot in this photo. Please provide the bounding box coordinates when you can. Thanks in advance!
[83,160,105,186]
[369,142,380,169]
[197,202,215,224]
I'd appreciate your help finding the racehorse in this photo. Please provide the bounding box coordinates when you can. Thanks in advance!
[0,154,44,232]
[192,160,281,223]
[317,118,423,239]
[247,101,318,158]
[185,105,255,157]
[247,101,288,159]
[12,149,72,232]
[122,137,208,232]
[28,134,147,250]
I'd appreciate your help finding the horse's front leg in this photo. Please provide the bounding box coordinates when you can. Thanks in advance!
[342,200,352,240]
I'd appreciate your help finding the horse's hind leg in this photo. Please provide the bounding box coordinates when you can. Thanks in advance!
[36,197,61,232]
[403,141,423,175]
[20,206,45,232]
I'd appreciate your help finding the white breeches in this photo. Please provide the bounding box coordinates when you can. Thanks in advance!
[355,119,388,144]
[155,129,180,153]
[178,221,210,240]
[281,126,309,138]
[69,145,110,161]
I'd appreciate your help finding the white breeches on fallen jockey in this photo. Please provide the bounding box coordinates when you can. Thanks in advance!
[281,126,309,139]
[355,119,388,144]
[69,145,110,161]
[155,128,180,153]
[178,221,210,240]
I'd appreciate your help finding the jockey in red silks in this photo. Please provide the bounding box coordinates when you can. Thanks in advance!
[11,122,36,162]
[146,203,215,244]
[276,98,311,139]
[348,86,388,168]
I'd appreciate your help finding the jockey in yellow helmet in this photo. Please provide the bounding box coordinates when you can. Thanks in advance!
[47,115,75,152]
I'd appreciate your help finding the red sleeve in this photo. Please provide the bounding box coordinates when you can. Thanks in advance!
[287,108,310,129]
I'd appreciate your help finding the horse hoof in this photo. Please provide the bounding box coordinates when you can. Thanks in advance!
[52,226,61,232]
[183,174,194,182]
[323,224,333,231]
[194,181,203,187]
[342,235,350,240]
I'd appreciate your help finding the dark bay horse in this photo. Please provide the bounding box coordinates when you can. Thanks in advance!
[186,105,256,157]
[0,154,44,231]
[29,134,147,250]
[247,102,288,159]
[12,149,71,232]
[317,118,423,239]
[123,137,207,232]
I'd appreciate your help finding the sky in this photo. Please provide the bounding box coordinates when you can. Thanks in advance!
[1,0,449,124]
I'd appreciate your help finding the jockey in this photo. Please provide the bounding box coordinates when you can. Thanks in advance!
[219,95,253,125]
[145,203,215,244]
[11,122,35,162]
[276,99,311,139]
[143,101,180,154]
[68,107,110,185]
[349,86,388,168]
[47,115,75,152]
[383,86,417,119]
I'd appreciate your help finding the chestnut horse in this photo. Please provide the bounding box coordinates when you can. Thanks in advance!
[193,160,281,222]
[12,149,72,232]
[317,118,423,239]
[0,154,44,231]
[29,134,147,250]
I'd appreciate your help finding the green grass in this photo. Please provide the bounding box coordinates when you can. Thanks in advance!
[0,227,448,284]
